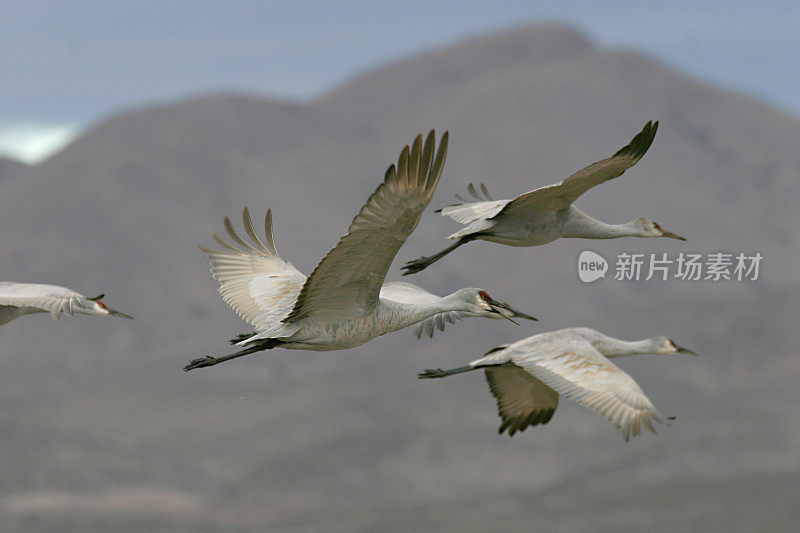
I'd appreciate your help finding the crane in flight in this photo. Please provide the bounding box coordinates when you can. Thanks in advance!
[185,130,535,371]
[402,121,685,275]
[0,282,132,326]
[418,327,695,440]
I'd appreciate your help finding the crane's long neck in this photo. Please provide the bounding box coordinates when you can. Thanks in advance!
[378,292,464,333]
[592,337,658,358]
[562,208,645,239]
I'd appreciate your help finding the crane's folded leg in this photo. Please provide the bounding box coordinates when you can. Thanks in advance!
[183,339,284,371]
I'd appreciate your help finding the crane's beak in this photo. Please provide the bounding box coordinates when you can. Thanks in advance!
[675,344,696,355]
[109,309,134,319]
[487,297,537,325]
[660,229,686,241]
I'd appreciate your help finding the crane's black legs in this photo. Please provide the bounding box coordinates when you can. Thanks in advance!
[417,365,478,379]
[183,339,284,371]
[401,236,475,275]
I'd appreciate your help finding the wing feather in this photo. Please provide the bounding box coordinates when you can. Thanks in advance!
[200,208,306,333]
[242,206,270,254]
[497,121,658,216]
[0,282,85,319]
[512,339,665,440]
[284,131,448,323]
[484,363,559,436]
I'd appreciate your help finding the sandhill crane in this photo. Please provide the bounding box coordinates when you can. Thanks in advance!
[0,282,133,326]
[224,280,534,345]
[184,130,535,371]
[418,327,695,440]
[402,121,685,274]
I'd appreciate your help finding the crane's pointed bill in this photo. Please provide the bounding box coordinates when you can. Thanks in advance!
[486,296,537,324]
[675,344,696,355]
[109,309,134,319]
[660,228,686,241]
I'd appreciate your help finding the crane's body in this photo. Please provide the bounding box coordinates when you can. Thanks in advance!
[402,121,685,274]
[185,130,535,371]
[461,205,647,247]
[0,282,132,326]
[249,287,522,351]
[419,327,695,440]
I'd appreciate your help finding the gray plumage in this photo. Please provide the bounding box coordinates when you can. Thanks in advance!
[0,282,132,325]
[418,327,696,440]
[402,121,686,274]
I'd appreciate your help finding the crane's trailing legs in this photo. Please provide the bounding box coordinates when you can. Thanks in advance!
[183,339,284,371]
[402,235,477,275]
[418,365,479,378]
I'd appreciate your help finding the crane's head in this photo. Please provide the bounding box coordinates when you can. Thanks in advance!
[633,218,686,240]
[456,288,537,324]
[87,294,134,319]
[650,336,696,355]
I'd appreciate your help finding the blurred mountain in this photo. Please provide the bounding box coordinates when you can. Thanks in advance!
[0,23,797,532]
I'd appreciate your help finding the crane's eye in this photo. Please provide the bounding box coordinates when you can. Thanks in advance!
[478,291,491,302]
[96,301,108,310]
[669,339,677,349]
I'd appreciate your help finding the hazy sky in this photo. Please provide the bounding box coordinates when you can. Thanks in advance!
[2,1,798,162]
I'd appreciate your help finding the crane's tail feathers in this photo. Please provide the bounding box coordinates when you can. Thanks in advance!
[401,236,474,275]
[434,182,494,212]
[183,338,284,371]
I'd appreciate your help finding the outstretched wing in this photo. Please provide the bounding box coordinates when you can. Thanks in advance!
[284,130,448,323]
[380,281,462,338]
[497,121,658,216]
[484,363,559,436]
[200,208,306,333]
[514,339,665,440]
[0,282,86,319]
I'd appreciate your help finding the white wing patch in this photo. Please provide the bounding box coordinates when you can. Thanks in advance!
[200,208,306,337]
[440,200,509,240]
[440,200,508,226]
